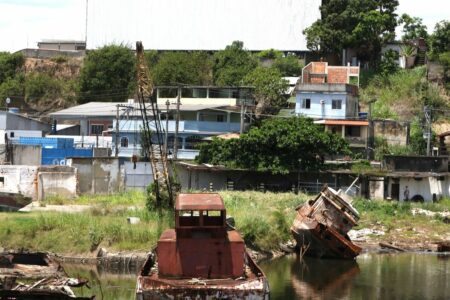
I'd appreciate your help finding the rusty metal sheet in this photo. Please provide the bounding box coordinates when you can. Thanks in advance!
[175,193,225,211]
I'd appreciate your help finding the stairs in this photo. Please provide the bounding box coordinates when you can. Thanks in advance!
[416,48,427,66]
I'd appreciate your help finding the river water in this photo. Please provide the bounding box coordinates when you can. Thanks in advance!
[65,253,450,299]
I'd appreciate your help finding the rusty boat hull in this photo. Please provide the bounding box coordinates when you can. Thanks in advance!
[291,215,361,259]
[291,187,362,259]
[136,251,269,300]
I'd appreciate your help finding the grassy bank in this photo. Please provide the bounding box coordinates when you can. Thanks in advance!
[0,191,449,255]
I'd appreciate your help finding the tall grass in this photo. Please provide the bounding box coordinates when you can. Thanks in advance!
[1,191,448,255]
[221,191,307,251]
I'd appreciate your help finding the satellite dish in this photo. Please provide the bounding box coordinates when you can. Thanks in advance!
[5,97,11,104]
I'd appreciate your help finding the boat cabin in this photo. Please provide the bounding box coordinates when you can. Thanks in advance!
[157,193,245,279]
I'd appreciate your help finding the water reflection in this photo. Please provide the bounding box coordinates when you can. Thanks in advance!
[63,264,137,300]
[62,253,450,300]
[260,253,450,300]
[291,257,359,300]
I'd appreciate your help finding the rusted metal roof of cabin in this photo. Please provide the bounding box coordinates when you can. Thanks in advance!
[175,193,225,211]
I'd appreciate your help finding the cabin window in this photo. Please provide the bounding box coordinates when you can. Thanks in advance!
[91,124,104,135]
[179,210,200,227]
[302,99,311,109]
[9,132,14,138]
[332,99,342,109]
[0,176,4,188]
[203,210,223,226]
[217,114,225,122]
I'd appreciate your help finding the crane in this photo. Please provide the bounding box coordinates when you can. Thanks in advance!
[135,41,174,207]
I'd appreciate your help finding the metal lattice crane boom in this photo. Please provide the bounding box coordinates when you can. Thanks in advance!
[135,41,173,206]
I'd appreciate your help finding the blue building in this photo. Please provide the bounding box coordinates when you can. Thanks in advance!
[115,105,242,160]
[295,84,359,119]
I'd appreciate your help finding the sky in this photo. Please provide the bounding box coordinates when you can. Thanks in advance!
[0,0,448,52]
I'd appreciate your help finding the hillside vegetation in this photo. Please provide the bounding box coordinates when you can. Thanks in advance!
[0,53,81,113]
[360,66,449,121]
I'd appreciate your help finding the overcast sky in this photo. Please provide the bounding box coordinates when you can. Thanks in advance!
[0,0,448,52]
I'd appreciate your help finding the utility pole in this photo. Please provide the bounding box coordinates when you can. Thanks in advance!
[115,104,119,157]
[239,88,245,134]
[367,99,375,160]
[424,106,432,156]
[165,99,170,156]
[173,85,181,159]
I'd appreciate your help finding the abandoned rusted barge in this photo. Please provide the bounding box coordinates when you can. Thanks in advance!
[136,193,269,299]
[291,187,362,259]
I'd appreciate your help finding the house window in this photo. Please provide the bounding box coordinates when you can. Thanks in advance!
[91,124,104,135]
[332,100,342,109]
[217,115,224,122]
[9,132,14,138]
[120,137,129,148]
[345,126,361,137]
[302,99,311,109]
[0,176,4,188]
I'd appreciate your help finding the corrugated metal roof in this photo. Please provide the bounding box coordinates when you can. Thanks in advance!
[314,120,369,126]
[87,0,321,51]
[49,102,228,118]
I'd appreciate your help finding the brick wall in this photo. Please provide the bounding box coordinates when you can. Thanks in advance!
[327,68,349,84]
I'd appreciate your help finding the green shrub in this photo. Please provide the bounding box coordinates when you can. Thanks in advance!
[51,55,69,64]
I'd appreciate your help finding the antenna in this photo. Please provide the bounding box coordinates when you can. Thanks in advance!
[85,0,88,46]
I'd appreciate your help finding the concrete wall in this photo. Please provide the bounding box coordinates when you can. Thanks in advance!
[384,156,448,172]
[175,164,356,193]
[0,165,76,201]
[12,144,41,165]
[18,48,85,59]
[123,161,153,190]
[368,177,385,200]
[373,120,409,146]
[0,166,38,199]
[38,170,77,200]
[67,157,122,194]
[398,176,449,202]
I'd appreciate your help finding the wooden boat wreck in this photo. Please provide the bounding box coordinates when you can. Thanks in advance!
[136,193,269,300]
[0,251,93,299]
[291,187,362,259]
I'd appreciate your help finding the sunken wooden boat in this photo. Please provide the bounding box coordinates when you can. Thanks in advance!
[291,187,362,259]
[0,251,92,299]
[136,193,269,300]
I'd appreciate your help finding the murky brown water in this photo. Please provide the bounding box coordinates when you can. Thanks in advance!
[65,253,450,300]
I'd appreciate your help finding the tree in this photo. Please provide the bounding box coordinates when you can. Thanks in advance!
[213,41,257,86]
[0,52,24,84]
[196,117,350,174]
[151,51,212,85]
[399,14,428,42]
[0,77,24,102]
[78,44,135,103]
[304,0,399,63]
[429,20,450,56]
[243,67,288,116]
[25,73,63,102]
[273,54,302,76]
[378,49,399,76]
